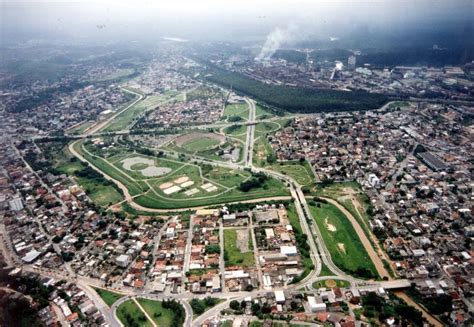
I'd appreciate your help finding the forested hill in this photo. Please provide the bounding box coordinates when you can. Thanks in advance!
[189,61,387,113]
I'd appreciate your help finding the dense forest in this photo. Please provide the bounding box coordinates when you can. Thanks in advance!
[194,62,387,113]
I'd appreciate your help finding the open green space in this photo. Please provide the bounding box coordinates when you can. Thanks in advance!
[103,89,178,132]
[116,300,152,327]
[223,229,255,267]
[137,298,184,327]
[223,124,248,141]
[270,161,314,186]
[93,288,124,307]
[66,121,94,135]
[222,103,249,121]
[254,122,280,138]
[253,137,275,168]
[312,181,377,247]
[254,104,274,119]
[77,139,287,209]
[312,279,350,289]
[73,140,149,196]
[98,68,135,81]
[181,136,222,152]
[189,297,223,318]
[308,201,377,279]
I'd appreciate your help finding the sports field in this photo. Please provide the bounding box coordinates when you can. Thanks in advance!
[308,201,378,279]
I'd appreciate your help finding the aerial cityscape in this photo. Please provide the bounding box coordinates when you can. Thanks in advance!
[0,0,472,326]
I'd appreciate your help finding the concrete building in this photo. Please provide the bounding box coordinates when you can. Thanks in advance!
[9,197,23,211]
[116,254,130,268]
[348,55,356,70]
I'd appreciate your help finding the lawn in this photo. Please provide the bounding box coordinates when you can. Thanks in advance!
[73,140,149,196]
[137,299,181,327]
[224,229,255,267]
[203,166,250,188]
[181,137,222,152]
[116,300,152,327]
[223,103,249,121]
[223,124,248,141]
[308,201,378,279]
[270,161,314,186]
[134,181,288,209]
[312,279,351,289]
[254,122,280,138]
[93,287,124,307]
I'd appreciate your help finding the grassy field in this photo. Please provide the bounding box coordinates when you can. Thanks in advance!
[224,229,255,267]
[52,143,123,206]
[93,288,124,307]
[136,175,288,209]
[223,124,248,142]
[116,300,152,327]
[103,90,176,132]
[254,122,280,138]
[74,140,288,210]
[313,181,376,247]
[181,137,222,152]
[73,141,149,196]
[98,68,135,81]
[312,279,351,289]
[223,103,249,121]
[137,299,180,327]
[270,161,314,186]
[66,121,94,135]
[308,201,378,278]
[253,137,274,167]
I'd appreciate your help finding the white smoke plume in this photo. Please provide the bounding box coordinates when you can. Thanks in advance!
[255,25,296,61]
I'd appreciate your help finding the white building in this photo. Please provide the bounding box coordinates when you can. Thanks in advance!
[9,197,23,211]
[116,254,130,268]
[307,296,327,312]
[280,245,297,256]
[274,290,285,304]
[166,227,175,239]
[368,173,380,187]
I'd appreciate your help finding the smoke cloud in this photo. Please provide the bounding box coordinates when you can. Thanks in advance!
[255,25,296,61]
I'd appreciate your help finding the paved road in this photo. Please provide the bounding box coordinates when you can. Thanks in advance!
[244,98,256,167]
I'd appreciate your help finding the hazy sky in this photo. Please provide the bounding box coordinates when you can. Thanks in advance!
[1,0,472,45]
